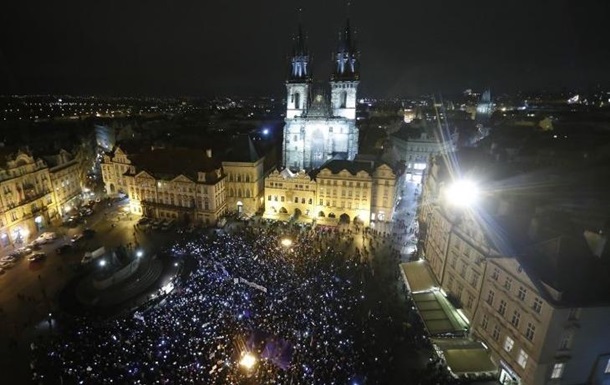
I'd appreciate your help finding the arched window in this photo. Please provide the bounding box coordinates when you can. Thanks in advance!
[295,93,301,109]
[246,189,251,198]
[340,91,347,108]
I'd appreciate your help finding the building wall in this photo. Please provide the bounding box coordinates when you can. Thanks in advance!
[49,150,83,217]
[101,147,132,196]
[285,83,310,119]
[126,171,227,225]
[283,117,357,171]
[224,158,265,216]
[265,170,317,218]
[263,163,400,227]
[0,152,57,249]
[330,80,359,120]
[316,168,373,225]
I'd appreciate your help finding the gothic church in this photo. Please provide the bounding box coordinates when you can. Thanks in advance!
[282,19,360,171]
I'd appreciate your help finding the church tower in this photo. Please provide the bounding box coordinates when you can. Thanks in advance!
[330,19,359,120]
[286,24,311,119]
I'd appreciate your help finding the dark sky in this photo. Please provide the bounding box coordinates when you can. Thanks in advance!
[1,0,609,98]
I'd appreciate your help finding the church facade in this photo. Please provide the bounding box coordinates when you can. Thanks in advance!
[282,21,360,171]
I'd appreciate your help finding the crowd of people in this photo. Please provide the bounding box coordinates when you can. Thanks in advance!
[33,221,393,384]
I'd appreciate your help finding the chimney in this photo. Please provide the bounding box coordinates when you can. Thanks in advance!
[206,149,212,158]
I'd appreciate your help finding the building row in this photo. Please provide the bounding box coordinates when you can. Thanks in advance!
[101,139,403,228]
[414,151,610,385]
[0,147,87,250]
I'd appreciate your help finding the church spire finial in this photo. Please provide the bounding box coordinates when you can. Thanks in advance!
[287,5,310,83]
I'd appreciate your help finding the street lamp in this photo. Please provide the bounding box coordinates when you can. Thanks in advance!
[239,352,257,370]
[445,180,479,207]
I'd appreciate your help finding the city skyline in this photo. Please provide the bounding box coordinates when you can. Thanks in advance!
[2,0,610,97]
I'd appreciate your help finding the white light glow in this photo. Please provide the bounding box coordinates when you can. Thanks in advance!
[445,180,479,207]
[239,352,257,370]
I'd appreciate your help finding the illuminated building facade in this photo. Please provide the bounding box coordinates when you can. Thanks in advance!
[264,159,400,226]
[102,146,227,225]
[0,150,58,249]
[282,20,359,171]
[45,149,83,217]
[223,136,266,217]
[419,153,610,385]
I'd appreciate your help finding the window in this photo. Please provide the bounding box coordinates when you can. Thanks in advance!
[559,332,573,350]
[517,350,529,369]
[504,277,513,291]
[294,197,298,203]
[460,263,467,278]
[491,268,499,280]
[551,363,564,379]
[486,290,495,306]
[504,336,514,352]
[481,314,489,330]
[525,323,536,342]
[498,300,507,316]
[511,310,521,328]
[492,325,500,341]
[533,297,543,314]
[568,308,580,320]
[518,286,527,301]
[280,196,285,202]
[466,294,474,309]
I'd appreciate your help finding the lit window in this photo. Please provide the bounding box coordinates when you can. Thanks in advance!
[504,336,514,352]
[517,349,528,369]
[551,363,564,379]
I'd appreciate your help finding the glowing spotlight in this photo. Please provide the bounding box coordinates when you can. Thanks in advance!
[136,250,144,258]
[239,352,257,370]
[445,180,479,207]
[280,238,293,247]
[262,128,270,135]
[99,259,107,267]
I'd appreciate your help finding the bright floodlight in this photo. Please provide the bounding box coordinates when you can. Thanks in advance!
[262,128,270,135]
[239,352,257,370]
[136,250,144,258]
[99,259,107,267]
[281,238,293,247]
[446,180,479,207]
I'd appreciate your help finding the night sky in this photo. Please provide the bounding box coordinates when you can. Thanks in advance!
[1,0,609,97]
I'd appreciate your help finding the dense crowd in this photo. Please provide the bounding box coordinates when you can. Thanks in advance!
[33,222,384,384]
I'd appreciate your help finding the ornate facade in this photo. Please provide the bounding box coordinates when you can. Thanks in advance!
[264,159,400,226]
[282,20,359,171]
[102,147,228,225]
[0,148,84,249]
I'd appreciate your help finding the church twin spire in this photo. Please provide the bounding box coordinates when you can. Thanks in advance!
[287,16,359,83]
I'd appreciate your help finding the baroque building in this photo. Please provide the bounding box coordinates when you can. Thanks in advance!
[264,159,400,227]
[415,151,610,385]
[0,147,87,250]
[282,20,359,171]
[102,147,227,225]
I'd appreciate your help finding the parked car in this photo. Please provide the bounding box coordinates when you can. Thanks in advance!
[1,255,16,263]
[0,260,14,269]
[28,253,46,262]
[71,233,84,243]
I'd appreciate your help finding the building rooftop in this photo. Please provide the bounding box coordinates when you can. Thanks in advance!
[127,148,222,182]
